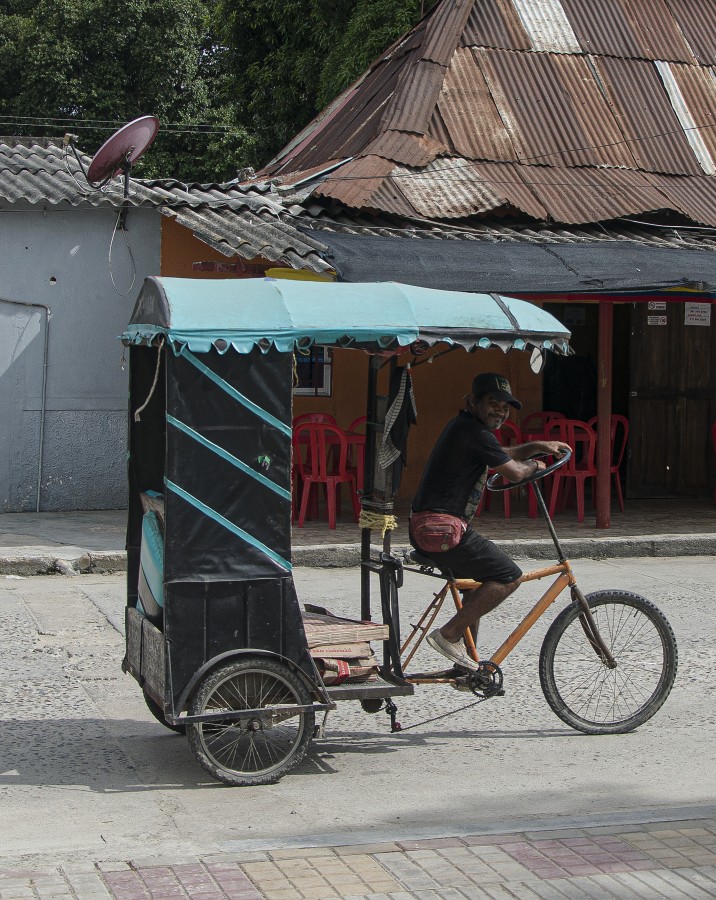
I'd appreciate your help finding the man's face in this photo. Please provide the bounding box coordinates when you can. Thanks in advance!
[473,392,511,430]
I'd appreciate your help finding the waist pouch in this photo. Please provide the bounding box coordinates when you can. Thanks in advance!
[410,511,467,554]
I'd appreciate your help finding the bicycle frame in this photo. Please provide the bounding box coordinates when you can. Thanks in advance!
[400,561,575,677]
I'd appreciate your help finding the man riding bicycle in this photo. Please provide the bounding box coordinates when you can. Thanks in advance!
[409,372,570,671]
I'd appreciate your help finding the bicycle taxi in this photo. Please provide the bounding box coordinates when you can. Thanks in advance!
[121,277,677,786]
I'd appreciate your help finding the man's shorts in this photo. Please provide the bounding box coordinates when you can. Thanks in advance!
[412,525,522,584]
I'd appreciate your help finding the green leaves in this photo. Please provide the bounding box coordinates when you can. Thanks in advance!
[0,0,437,178]
[0,0,252,180]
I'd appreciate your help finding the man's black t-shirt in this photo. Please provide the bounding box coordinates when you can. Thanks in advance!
[412,410,510,519]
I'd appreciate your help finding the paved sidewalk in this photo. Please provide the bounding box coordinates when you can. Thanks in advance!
[1,497,715,573]
[2,815,716,898]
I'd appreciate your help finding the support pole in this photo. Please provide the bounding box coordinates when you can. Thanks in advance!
[360,355,380,621]
[596,301,613,529]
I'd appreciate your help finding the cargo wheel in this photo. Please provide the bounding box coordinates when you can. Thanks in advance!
[187,659,315,786]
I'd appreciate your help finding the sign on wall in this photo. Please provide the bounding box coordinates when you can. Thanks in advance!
[684,302,711,326]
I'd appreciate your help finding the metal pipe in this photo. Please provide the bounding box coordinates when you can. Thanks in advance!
[1,296,51,512]
[596,301,614,528]
[360,355,380,621]
[533,481,567,562]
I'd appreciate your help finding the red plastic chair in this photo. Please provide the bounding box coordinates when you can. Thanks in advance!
[347,415,367,432]
[520,410,565,437]
[475,421,522,519]
[526,419,565,518]
[548,420,597,522]
[587,415,629,511]
[292,412,337,428]
[293,423,360,529]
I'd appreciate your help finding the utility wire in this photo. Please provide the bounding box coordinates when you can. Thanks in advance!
[0,115,239,132]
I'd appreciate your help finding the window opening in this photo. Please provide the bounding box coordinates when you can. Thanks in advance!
[293,348,332,397]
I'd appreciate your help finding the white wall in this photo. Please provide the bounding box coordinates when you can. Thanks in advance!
[0,203,161,511]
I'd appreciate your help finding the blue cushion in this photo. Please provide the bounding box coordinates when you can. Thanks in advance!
[138,511,164,621]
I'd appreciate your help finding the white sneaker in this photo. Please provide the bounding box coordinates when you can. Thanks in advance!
[427,628,479,671]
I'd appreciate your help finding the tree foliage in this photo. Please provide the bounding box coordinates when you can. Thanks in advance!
[0,0,253,181]
[0,0,438,178]
[215,0,438,166]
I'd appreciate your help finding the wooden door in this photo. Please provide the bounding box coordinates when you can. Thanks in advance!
[628,301,716,498]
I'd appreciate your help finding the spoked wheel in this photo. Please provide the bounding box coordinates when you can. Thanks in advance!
[187,658,315,786]
[539,590,677,734]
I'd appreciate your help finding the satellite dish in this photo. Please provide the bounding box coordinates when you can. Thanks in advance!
[87,115,159,185]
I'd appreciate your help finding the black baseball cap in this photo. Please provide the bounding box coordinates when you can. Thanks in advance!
[471,372,522,410]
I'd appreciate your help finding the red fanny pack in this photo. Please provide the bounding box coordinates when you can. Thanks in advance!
[410,511,467,554]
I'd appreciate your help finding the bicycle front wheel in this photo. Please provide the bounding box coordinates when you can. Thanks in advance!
[539,590,677,735]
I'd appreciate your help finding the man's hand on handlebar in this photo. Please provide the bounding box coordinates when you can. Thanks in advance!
[539,440,572,457]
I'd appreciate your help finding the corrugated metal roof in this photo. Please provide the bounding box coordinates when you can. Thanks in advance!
[384,158,548,219]
[664,0,716,65]
[380,58,446,133]
[314,155,398,210]
[421,0,475,65]
[312,153,716,226]
[594,56,702,175]
[644,171,716,226]
[461,0,531,51]
[255,0,716,232]
[523,165,668,223]
[476,48,636,168]
[656,62,716,175]
[437,47,516,160]
[560,0,696,62]
[512,0,581,53]
[361,130,447,167]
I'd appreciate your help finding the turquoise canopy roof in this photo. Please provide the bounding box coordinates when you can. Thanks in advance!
[122,277,571,354]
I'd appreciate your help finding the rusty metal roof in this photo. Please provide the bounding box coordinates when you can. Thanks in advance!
[256,0,716,229]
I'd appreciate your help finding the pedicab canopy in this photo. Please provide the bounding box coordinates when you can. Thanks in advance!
[122,277,572,354]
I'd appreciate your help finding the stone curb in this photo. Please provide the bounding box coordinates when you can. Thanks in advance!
[290,532,716,567]
[1,533,714,576]
[0,550,127,577]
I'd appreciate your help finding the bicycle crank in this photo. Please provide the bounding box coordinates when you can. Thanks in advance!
[467,660,504,698]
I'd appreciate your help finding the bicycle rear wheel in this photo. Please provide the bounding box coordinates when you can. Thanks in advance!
[539,590,677,734]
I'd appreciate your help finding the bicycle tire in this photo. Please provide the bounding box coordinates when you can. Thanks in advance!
[187,658,315,786]
[539,590,677,735]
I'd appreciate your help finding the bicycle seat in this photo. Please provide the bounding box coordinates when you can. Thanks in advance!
[406,548,442,569]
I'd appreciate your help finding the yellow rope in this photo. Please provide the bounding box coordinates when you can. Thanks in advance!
[358,508,398,537]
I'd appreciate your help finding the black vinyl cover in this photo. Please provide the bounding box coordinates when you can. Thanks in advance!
[312,231,716,294]
[164,347,292,582]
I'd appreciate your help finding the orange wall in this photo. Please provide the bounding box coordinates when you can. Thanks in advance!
[160,216,270,278]
[295,343,543,500]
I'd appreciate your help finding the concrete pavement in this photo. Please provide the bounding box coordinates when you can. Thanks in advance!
[1,558,715,898]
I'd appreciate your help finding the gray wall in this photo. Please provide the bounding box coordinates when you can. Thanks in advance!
[0,203,161,511]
